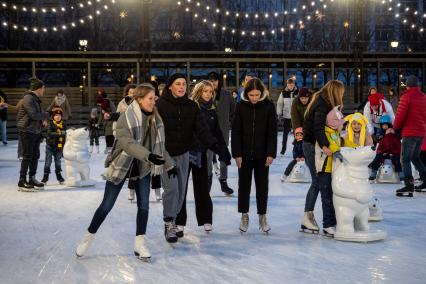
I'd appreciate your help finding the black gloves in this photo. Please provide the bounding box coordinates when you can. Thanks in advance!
[148,153,165,165]
[334,151,344,163]
[211,143,232,166]
[167,167,178,178]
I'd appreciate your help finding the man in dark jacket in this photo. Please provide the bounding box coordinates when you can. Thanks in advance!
[156,73,231,243]
[207,71,235,195]
[0,90,8,145]
[16,77,49,191]
[393,75,426,196]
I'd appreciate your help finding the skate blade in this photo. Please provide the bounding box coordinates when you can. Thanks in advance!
[415,189,426,193]
[18,187,35,192]
[396,192,414,197]
[134,252,151,262]
[323,232,334,238]
[299,228,320,234]
[239,228,248,234]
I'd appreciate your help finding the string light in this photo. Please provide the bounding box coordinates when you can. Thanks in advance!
[381,0,425,34]
[178,0,330,37]
[0,0,114,14]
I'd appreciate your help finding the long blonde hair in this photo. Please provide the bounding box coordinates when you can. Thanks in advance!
[190,80,215,105]
[305,80,345,117]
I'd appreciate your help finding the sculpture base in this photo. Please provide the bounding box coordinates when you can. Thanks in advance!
[334,230,386,243]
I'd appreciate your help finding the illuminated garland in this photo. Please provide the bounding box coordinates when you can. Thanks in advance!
[381,0,425,33]
[0,0,115,14]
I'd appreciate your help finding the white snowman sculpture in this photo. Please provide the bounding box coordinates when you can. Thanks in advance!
[286,161,312,183]
[63,128,96,187]
[332,146,386,242]
[376,159,399,184]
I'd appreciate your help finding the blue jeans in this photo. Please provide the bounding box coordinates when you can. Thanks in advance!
[43,144,62,174]
[88,175,151,235]
[401,137,426,183]
[303,142,319,212]
[0,119,6,143]
[317,173,336,228]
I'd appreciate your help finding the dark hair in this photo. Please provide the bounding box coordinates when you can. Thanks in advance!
[244,78,265,98]
[150,80,160,97]
[389,88,396,95]
[207,71,222,93]
[57,89,64,95]
[123,84,137,97]
[287,78,295,84]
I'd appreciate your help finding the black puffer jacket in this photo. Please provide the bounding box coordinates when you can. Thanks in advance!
[193,100,228,154]
[157,91,218,157]
[303,93,332,148]
[231,92,277,160]
[16,92,49,134]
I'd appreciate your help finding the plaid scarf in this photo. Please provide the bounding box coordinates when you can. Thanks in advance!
[106,100,166,184]
[52,120,64,150]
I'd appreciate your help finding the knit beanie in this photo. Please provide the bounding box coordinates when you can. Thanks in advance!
[29,77,45,91]
[166,73,186,89]
[50,107,63,119]
[298,87,311,98]
[406,75,419,87]
[326,106,345,130]
[368,93,380,106]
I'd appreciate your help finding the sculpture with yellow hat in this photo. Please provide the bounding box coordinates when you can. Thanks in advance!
[343,113,373,148]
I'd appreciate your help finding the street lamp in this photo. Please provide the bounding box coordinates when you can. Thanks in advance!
[390,41,399,48]
[79,39,88,51]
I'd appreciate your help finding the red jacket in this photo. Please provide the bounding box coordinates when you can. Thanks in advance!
[393,87,426,137]
[377,129,401,156]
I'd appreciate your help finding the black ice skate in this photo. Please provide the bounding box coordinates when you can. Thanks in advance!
[164,221,178,243]
[56,172,65,184]
[41,173,49,184]
[29,176,44,190]
[396,186,414,197]
[414,180,426,193]
[219,179,234,196]
[18,178,34,192]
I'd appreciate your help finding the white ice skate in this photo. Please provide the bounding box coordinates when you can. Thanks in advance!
[259,214,271,233]
[300,211,320,234]
[280,174,287,182]
[134,235,151,262]
[286,161,312,183]
[239,213,249,233]
[323,227,335,238]
[75,231,95,257]
[368,195,383,222]
[376,159,399,184]
[332,147,386,242]
[154,188,162,201]
[128,189,135,202]
[204,223,212,233]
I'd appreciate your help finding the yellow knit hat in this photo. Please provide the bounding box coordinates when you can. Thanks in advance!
[344,113,369,146]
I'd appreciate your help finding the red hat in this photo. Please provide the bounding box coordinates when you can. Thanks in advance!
[368,93,380,106]
[294,127,303,135]
[298,88,311,98]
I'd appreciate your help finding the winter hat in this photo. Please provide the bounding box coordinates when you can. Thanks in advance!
[345,113,368,146]
[166,73,186,89]
[294,127,303,135]
[29,77,45,91]
[50,107,63,118]
[379,114,393,128]
[368,93,380,106]
[406,75,419,87]
[326,106,345,130]
[245,71,257,78]
[90,108,98,117]
[298,87,311,98]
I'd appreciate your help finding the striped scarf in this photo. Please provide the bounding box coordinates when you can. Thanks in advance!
[53,120,64,150]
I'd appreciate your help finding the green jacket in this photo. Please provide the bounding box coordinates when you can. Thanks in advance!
[291,96,310,130]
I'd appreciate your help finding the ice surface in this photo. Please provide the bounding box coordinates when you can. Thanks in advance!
[1,134,426,284]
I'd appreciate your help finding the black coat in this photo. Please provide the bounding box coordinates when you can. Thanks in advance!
[292,140,304,159]
[156,91,218,157]
[193,101,228,154]
[16,92,49,134]
[303,93,332,148]
[231,95,277,160]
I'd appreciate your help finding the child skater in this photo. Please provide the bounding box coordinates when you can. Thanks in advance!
[315,106,345,237]
[232,78,277,233]
[342,113,373,148]
[87,108,101,154]
[281,127,304,182]
[368,114,403,181]
[42,107,66,184]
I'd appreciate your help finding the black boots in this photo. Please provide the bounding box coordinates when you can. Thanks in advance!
[219,179,234,196]
[396,179,414,197]
[18,177,34,192]
[56,171,65,184]
[28,176,44,190]
[42,173,49,184]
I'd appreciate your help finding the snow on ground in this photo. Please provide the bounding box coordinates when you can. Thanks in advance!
[1,134,426,284]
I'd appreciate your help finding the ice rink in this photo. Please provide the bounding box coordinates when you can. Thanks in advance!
[1,135,426,284]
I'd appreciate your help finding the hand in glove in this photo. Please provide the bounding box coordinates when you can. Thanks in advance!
[148,153,165,165]
[167,167,178,179]
[334,151,346,163]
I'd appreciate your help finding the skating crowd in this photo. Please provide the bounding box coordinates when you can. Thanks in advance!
[3,72,426,261]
